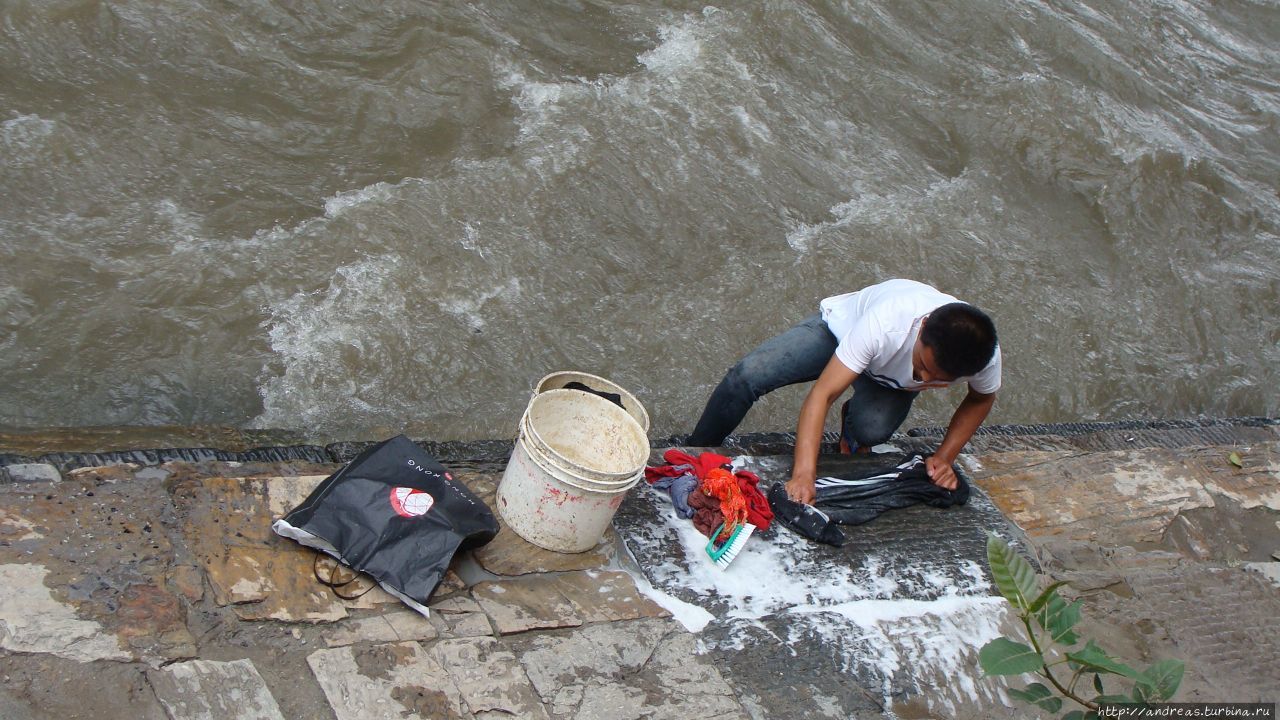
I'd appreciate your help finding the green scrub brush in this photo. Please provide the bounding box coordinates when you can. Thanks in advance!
[706,522,756,568]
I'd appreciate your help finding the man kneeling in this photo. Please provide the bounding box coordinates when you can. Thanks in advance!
[687,278,1001,504]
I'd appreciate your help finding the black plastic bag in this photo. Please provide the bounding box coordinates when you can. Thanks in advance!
[272,435,499,616]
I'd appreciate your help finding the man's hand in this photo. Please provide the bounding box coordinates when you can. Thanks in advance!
[785,473,816,505]
[925,455,958,490]
[928,388,995,492]
[788,357,857,507]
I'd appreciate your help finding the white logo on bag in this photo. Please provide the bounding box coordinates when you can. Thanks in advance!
[405,458,453,482]
[389,487,435,517]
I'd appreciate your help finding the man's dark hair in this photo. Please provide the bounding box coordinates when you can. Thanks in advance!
[920,302,998,378]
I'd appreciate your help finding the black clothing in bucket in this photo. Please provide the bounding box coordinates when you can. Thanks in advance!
[272,435,499,616]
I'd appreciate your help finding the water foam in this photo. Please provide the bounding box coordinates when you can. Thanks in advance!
[620,484,1013,713]
[1,113,56,147]
[637,17,705,76]
[322,182,399,219]
[1,114,57,165]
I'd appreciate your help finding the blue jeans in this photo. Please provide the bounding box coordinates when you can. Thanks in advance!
[687,314,918,447]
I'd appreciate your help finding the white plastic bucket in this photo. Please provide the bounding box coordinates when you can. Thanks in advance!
[519,389,649,484]
[497,377,650,553]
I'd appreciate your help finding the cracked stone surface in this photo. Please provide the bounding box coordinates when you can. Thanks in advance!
[970,448,1217,543]
[511,617,746,720]
[431,637,550,719]
[1182,442,1280,510]
[0,653,168,720]
[0,563,130,662]
[308,641,467,720]
[546,570,669,623]
[471,576,585,635]
[0,476,196,663]
[471,571,668,635]
[2,428,1278,719]
[147,658,286,720]
[427,595,496,638]
[323,609,441,647]
[1123,565,1280,702]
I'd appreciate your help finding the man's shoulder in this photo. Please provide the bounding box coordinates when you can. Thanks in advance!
[862,280,955,321]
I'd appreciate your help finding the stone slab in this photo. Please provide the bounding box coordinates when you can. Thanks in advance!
[309,641,467,720]
[431,637,550,719]
[463,571,668,635]
[0,563,129,662]
[0,477,196,663]
[147,658,286,720]
[1181,441,1280,510]
[428,595,495,639]
[1124,565,1280,702]
[0,652,168,720]
[548,570,670,623]
[323,609,440,647]
[511,618,746,720]
[971,448,1216,544]
[0,463,61,483]
[471,577,584,635]
[67,464,141,484]
[1244,561,1280,588]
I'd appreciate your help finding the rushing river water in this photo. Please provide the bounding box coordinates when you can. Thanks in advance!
[2,0,1278,443]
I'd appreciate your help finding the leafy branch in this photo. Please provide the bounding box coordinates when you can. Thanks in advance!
[978,533,1185,718]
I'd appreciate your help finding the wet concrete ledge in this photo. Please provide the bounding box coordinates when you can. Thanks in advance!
[1,418,1278,717]
[2,416,1277,478]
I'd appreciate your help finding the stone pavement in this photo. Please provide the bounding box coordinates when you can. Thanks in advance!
[0,419,1277,719]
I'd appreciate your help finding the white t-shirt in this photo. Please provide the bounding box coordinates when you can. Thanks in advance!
[819,279,1001,394]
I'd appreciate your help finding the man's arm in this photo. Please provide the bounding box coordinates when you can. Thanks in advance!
[785,356,858,504]
[925,388,997,490]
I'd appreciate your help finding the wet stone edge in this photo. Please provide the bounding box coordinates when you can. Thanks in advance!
[0,417,1276,479]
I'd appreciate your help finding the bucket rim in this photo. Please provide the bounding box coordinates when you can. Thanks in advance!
[533,370,650,432]
[522,389,650,480]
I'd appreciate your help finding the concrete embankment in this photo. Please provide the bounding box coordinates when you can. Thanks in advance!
[0,418,1277,719]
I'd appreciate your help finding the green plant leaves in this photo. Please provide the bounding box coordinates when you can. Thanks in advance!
[1136,659,1185,701]
[1066,640,1139,678]
[1036,592,1083,646]
[978,637,1044,676]
[1027,580,1070,613]
[981,528,1186,718]
[987,533,1038,609]
[1227,451,1243,468]
[1006,682,1062,713]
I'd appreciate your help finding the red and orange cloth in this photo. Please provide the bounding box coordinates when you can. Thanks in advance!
[644,449,773,539]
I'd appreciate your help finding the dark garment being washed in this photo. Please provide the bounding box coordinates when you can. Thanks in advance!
[768,454,969,545]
